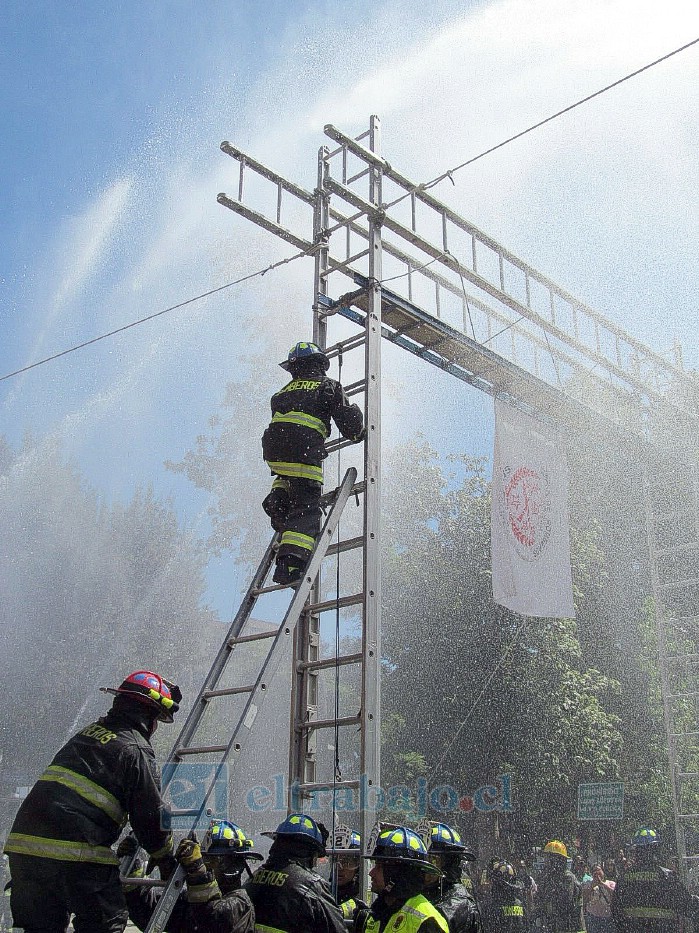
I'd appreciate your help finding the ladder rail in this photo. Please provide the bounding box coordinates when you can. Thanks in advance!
[141,467,358,933]
[162,536,279,774]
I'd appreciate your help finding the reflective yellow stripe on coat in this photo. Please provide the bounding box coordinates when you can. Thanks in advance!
[280,531,315,553]
[38,764,125,825]
[271,410,328,437]
[623,906,679,920]
[266,460,323,483]
[362,893,449,933]
[4,832,118,865]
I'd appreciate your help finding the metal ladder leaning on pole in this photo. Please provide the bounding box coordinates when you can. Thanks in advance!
[131,466,359,933]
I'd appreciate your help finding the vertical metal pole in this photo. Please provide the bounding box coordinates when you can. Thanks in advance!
[313,147,331,349]
[643,459,688,881]
[360,115,383,891]
[287,147,331,811]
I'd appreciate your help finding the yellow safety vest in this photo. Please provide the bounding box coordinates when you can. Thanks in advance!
[362,894,449,933]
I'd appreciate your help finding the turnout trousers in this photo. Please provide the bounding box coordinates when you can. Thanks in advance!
[263,471,323,582]
[8,852,129,933]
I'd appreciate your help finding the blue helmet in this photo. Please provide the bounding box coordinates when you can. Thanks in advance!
[428,823,476,861]
[332,827,361,855]
[206,820,262,860]
[632,827,659,848]
[263,812,327,854]
[279,341,330,372]
[365,826,435,872]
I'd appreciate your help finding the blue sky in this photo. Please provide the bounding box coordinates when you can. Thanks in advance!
[1,0,698,614]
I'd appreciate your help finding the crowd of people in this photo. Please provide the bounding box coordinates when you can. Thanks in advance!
[3,667,699,933]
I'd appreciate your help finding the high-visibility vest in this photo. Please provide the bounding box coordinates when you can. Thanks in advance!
[361,893,449,933]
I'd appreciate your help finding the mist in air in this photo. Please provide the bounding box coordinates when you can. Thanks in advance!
[1,0,697,849]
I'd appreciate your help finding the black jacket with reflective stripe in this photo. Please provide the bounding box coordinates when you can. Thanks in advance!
[611,862,699,931]
[427,881,484,933]
[126,880,255,933]
[263,369,364,469]
[244,855,347,933]
[481,888,526,932]
[536,867,583,932]
[5,706,172,862]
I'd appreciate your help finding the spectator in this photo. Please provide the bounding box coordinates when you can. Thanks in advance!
[583,864,616,933]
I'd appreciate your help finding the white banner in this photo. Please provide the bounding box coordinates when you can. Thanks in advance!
[491,399,574,618]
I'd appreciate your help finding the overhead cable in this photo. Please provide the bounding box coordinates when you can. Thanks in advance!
[385,34,699,208]
[0,247,314,383]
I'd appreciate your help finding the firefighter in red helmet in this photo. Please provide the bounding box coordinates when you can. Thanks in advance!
[4,670,181,933]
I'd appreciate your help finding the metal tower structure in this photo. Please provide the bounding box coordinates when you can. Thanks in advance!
[218,117,699,879]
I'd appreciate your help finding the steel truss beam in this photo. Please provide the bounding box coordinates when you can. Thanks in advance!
[218,117,699,884]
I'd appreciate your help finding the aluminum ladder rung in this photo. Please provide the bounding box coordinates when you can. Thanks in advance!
[298,713,360,732]
[252,581,298,595]
[655,542,699,557]
[203,685,255,699]
[305,592,364,614]
[295,779,360,793]
[658,577,699,591]
[176,744,229,756]
[227,629,279,646]
[326,436,362,455]
[327,536,364,557]
[300,652,363,672]
[324,330,367,355]
[343,378,367,398]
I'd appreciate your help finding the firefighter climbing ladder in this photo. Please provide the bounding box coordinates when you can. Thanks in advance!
[139,467,358,933]
[217,116,699,882]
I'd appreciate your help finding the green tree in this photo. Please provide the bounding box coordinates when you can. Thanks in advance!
[0,435,220,839]
[379,442,625,850]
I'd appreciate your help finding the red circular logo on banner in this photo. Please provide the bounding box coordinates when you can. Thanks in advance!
[502,465,552,561]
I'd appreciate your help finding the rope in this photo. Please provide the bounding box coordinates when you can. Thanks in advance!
[426,617,529,782]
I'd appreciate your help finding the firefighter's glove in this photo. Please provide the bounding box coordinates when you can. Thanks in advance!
[147,853,178,882]
[116,835,139,861]
[352,427,366,444]
[176,838,206,879]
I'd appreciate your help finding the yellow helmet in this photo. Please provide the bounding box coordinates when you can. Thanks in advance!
[543,839,568,859]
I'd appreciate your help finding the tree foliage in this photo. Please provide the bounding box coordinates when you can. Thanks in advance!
[379,439,669,853]
[0,435,220,840]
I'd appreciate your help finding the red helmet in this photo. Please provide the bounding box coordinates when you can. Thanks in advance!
[103,671,181,722]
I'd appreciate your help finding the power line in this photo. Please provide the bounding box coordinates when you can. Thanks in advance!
[4,36,696,385]
[427,617,529,782]
[0,247,314,383]
[384,35,699,209]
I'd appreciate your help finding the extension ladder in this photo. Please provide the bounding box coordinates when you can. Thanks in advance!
[120,467,358,933]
